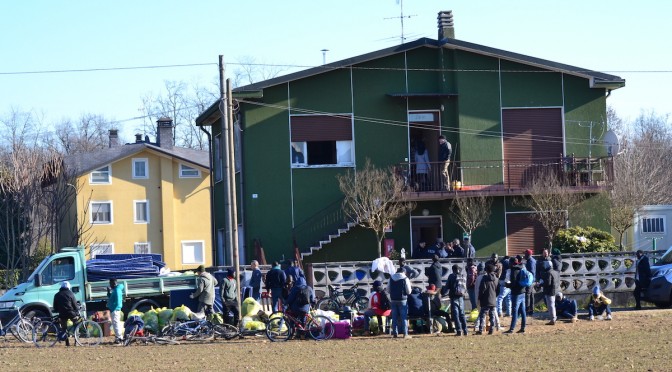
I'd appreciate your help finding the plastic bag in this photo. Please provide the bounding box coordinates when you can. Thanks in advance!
[244,320,266,331]
[158,308,173,327]
[142,309,159,333]
[241,298,262,318]
[468,309,479,322]
[171,305,192,321]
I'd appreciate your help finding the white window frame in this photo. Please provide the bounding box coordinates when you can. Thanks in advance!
[90,165,111,184]
[132,158,149,179]
[214,134,223,183]
[181,240,205,265]
[134,242,151,254]
[179,164,201,178]
[90,243,114,258]
[90,201,113,224]
[134,200,149,224]
[290,140,354,168]
[642,216,666,234]
[291,142,307,166]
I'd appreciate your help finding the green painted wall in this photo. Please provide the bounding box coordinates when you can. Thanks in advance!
[563,74,608,157]
[501,61,563,107]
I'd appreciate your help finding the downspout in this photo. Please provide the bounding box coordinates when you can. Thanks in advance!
[606,89,612,98]
[199,125,216,266]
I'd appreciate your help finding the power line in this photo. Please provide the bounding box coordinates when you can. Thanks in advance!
[0,63,217,75]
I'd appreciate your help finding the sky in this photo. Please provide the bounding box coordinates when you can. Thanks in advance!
[1,1,671,141]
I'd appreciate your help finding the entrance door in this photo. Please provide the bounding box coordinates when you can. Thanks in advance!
[409,110,441,191]
[411,216,442,257]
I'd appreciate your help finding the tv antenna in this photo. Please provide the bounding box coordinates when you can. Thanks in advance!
[384,0,416,44]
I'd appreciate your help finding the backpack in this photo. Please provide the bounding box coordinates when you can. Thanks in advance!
[517,267,534,288]
[378,290,391,311]
[453,274,467,297]
[296,286,311,306]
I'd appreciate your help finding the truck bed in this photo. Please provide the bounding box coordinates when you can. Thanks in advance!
[86,275,197,301]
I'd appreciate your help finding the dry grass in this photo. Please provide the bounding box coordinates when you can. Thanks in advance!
[1,309,670,371]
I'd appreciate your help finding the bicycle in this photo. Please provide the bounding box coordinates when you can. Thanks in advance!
[265,309,334,342]
[33,315,102,347]
[160,316,229,341]
[0,311,35,344]
[123,317,179,346]
[316,283,369,313]
[216,310,272,341]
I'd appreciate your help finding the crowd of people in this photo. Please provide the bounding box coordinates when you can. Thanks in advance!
[412,237,475,259]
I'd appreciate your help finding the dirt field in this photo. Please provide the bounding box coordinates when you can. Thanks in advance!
[1,309,671,371]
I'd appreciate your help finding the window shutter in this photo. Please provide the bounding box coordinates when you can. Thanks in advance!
[291,115,352,142]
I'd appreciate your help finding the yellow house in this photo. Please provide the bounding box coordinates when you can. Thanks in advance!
[62,118,212,271]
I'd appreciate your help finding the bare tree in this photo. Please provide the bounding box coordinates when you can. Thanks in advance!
[53,113,112,155]
[448,194,493,239]
[337,159,416,257]
[232,56,285,88]
[514,168,585,249]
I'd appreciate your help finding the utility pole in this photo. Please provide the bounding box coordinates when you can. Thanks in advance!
[218,55,233,267]
[226,78,241,313]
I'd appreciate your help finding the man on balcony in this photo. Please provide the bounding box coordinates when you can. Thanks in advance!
[438,135,452,191]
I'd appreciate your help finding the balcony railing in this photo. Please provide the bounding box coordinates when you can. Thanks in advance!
[396,156,613,199]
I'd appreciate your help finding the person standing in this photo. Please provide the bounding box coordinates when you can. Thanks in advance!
[399,258,420,279]
[475,264,499,335]
[539,260,560,325]
[388,267,412,339]
[463,237,476,259]
[497,256,512,318]
[220,268,240,326]
[452,238,465,257]
[504,256,527,334]
[445,264,468,336]
[249,260,263,302]
[414,140,431,191]
[265,261,287,312]
[190,265,218,316]
[465,258,478,310]
[412,241,428,259]
[284,259,305,283]
[438,135,452,190]
[53,281,79,347]
[634,250,652,310]
[523,250,537,315]
[107,278,125,344]
[426,255,443,300]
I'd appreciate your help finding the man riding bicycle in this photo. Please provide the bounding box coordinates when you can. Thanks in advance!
[52,281,79,346]
[285,277,314,327]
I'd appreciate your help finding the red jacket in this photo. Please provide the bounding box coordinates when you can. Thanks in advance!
[369,292,390,316]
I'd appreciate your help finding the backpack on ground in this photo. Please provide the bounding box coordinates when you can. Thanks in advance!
[453,274,467,297]
[517,267,534,288]
[297,286,311,306]
[379,290,391,311]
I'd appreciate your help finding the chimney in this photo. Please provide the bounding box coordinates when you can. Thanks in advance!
[437,10,454,40]
[135,133,143,143]
[108,129,119,148]
[156,117,174,149]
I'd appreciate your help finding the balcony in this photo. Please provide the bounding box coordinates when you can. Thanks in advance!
[397,156,613,201]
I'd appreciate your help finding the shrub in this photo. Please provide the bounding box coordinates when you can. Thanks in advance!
[553,226,619,253]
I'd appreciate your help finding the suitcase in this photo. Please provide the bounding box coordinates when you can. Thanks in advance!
[327,320,352,339]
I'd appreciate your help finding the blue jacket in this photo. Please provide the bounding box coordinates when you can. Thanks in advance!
[284,266,305,283]
[250,269,262,289]
[107,283,124,312]
[526,256,537,280]
[286,277,314,313]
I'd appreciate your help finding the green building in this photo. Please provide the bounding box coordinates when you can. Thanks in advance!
[196,14,624,265]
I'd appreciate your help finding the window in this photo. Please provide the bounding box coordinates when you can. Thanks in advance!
[290,115,354,167]
[182,241,205,264]
[180,164,201,178]
[90,243,114,259]
[642,216,665,234]
[132,158,148,179]
[134,242,151,254]
[90,201,113,224]
[90,165,111,184]
[40,257,75,286]
[214,134,223,182]
[134,200,149,223]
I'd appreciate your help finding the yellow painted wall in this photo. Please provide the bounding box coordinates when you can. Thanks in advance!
[71,149,212,271]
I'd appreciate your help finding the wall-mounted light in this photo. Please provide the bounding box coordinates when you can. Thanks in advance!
[422,209,430,216]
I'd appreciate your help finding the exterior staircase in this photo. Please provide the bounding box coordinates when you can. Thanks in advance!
[292,197,357,260]
[299,220,357,260]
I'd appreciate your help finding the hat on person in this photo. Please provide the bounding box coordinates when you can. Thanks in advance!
[372,280,382,289]
[60,281,71,290]
[592,286,600,295]
[556,292,564,301]
[426,284,437,294]
[524,249,533,256]
[226,268,235,277]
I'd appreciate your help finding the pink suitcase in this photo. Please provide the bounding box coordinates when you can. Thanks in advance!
[327,320,352,339]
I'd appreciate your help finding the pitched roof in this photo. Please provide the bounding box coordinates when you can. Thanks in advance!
[64,142,210,176]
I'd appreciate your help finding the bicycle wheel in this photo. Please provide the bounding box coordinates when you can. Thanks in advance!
[123,325,138,346]
[33,321,58,348]
[160,324,176,338]
[317,299,340,312]
[354,297,369,312]
[213,323,239,340]
[152,336,180,345]
[10,319,34,343]
[74,320,102,347]
[307,315,334,341]
[266,316,291,342]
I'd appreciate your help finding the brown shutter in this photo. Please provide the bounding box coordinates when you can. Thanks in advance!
[502,108,563,188]
[506,213,547,257]
[291,115,352,142]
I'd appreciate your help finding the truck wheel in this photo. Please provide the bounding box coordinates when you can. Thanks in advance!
[130,299,161,313]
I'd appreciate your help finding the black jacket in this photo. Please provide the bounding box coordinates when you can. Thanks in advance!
[506,264,525,296]
[540,268,560,296]
[637,255,652,287]
[478,273,499,307]
[427,261,443,288]
[53,288,79,319]
[265,268,287,289]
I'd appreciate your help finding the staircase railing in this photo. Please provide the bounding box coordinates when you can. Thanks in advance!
[292,197,350,254]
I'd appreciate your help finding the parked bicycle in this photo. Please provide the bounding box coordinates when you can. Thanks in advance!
[0,311,35,344]
[123,316,179,346]
[316,283,369,313]
[216,310,271,341]
[32,315,102,347]
[160,315,228,341]
[265,309,334,342]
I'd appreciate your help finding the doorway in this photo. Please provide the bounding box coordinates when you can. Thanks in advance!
[411,216,443,257]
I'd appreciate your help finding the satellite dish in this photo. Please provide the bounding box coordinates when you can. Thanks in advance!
[603,130,620,156]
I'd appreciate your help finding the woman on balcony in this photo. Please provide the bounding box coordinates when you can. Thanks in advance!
[414,140,431,191]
